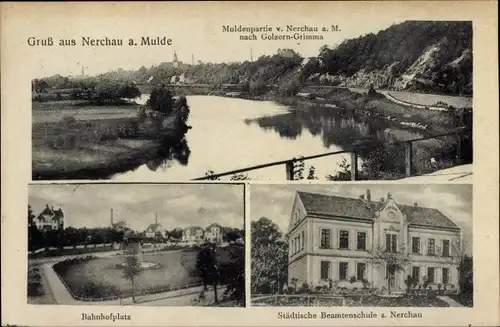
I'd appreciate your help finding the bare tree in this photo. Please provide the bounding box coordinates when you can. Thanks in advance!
[369,245,409,295]
[123,254,142,303]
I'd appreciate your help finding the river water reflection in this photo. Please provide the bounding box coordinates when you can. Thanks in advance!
[111,95,430,181]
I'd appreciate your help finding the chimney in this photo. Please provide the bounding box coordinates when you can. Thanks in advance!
[387,192,392,200]
[45,204,49,208]
[414,202,418,207]
[380,197,385,203]
[110,208,114,226]
[366,189,371,202]
[155,213,158,225]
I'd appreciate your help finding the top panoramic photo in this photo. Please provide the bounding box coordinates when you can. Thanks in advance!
[31,20,473,181]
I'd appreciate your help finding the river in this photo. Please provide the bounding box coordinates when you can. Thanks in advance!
[110,94,457,181]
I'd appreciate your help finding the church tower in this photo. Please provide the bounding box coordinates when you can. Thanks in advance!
[173,50,179,68]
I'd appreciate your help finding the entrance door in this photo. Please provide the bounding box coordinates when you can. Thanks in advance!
[388,271,396,289]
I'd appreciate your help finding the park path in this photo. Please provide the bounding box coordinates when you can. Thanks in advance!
[42,263,81,305]
[437,296,464,307]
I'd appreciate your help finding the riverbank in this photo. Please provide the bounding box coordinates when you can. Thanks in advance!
[225,87,471,179]
[32,100,190,180]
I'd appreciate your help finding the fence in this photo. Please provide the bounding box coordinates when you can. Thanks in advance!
[51,257,204,302]
[251,294,346,307]
[28,243,116,256]
[193,127,471,181]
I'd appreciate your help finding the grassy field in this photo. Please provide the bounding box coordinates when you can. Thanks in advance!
[32,99,187,180]
[33,101,140,123]
[55,247,242,300]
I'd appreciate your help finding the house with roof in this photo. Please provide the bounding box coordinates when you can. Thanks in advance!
[35,204,64,231]
[205,223,224,244]
[182,226,205,244]
[288,190,462,293]
[145,215,164,238]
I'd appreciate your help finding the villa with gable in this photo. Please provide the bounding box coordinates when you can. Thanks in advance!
[205,223,224,244]
[287,190,462,292]
[182,226,205,244]
[35,204,64,231]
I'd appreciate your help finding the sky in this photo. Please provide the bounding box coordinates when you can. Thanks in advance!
[29,183,244,231]
[250,184,473,255]
[19,3,404,78]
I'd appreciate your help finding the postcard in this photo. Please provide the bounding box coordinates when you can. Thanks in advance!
[1,1,498,327]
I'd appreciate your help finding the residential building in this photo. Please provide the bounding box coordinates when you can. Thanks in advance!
[145,215,163,238]
[182,226,205,243]
[205,223,224,244]
[288,190,462,292]
[35,204,64,231]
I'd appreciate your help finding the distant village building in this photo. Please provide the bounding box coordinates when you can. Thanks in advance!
[173,50,180,69]
[110,208,127,232]
[35,204,64,231]
[180,224,237,245]
[288,190,462,293]
[145,215,164,238]
[205,223,224,244]
[182,226,205,244]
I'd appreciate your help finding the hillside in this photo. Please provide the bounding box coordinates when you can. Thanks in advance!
[36,21,472,96]
[301,21,473,95]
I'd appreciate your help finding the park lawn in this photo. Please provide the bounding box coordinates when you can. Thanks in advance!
[32,137,160,180]
[56,246,243,300]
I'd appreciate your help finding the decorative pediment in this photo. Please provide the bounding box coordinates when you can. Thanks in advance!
[385,225,399,232]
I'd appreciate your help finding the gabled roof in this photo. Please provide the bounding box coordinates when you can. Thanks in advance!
[296,191,460,230]
[184,226,203,233]
[205,223,223,231]
[36,206,64,223]
[145,223,162,233]
[297,191,374,220]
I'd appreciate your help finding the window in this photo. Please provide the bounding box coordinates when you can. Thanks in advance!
[320,229,331,248]
[339,262,348,280]
[291,239,294,254]
[301,231,305,250]
[320,261,330,280]
[412,237,421,254]
[386,233,397,253]
[357,232,366,250]
[428,238,436,255]
[339,230,349,249]
[356,263,366,280]
[442,268,449,284]
[442,240,450,257]
[297,235,300,252]
[412,266,420,282]
[427,267,435,283]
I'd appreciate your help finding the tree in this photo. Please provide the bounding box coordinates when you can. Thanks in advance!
[251,217,288,294]
[195,245,219,303]
[28,205,43,251]
[369,245,409,294]
[123,253,142,303]
[169,228,183,241]
[119,84,141,100]
[147,85,174,114]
